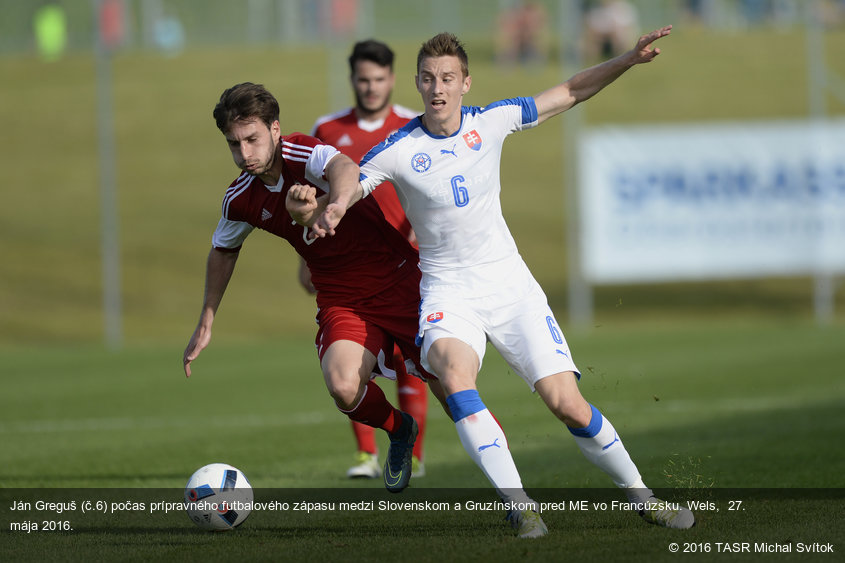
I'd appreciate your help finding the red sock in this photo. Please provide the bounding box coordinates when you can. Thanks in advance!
[345,380,403,434]
[350,421,377,454]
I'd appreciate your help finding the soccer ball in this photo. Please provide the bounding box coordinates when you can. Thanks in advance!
[184,463,253,531]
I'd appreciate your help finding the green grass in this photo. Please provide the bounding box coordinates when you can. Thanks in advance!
[1,320,843,560]
[2,319,843,489]
[2,26,845,561]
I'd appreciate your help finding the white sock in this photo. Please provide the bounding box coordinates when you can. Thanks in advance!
[448,390,532,505]
[456,408,534,504]
[569,405,645,491]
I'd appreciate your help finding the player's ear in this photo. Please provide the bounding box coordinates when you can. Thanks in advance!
[462,75,472,96]
[271,119,281,139]
[415,74,421,93]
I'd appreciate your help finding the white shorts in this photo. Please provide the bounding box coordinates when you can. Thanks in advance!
[418,276,579,391]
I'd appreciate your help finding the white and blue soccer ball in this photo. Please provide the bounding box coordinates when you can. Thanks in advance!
[184,463,253,531]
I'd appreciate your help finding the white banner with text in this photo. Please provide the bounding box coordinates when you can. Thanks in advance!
[578,119,845,284]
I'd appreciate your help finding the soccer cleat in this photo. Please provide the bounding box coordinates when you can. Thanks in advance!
[383,412,418,493]
[411,456,425,478]
[638,496,696,529]
[346,451,381,479]
[505,508,549,539]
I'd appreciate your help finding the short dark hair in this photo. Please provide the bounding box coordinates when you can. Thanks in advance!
[213,82,280,134]
[348,39,394,74]
[417,32,469,77]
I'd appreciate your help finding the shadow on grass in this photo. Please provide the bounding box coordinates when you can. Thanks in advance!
[417,396,845,490]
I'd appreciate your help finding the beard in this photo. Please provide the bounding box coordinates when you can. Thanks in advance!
[241,145,277,177]
[355,91,391,117]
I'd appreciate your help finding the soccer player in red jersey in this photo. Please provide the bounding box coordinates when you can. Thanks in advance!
[307,39,428,480]
[182,82,424,493]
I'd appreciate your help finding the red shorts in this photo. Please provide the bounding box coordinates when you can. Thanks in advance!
[314,290,434,382]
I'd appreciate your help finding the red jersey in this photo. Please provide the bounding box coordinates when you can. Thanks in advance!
[312,105,417,241]
[212,132,419,309]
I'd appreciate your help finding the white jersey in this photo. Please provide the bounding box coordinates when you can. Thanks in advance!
[359,97,539,297]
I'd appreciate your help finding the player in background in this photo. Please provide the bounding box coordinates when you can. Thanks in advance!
[183,82,425,494]
[306,39,428,480]
[306,27,695,538]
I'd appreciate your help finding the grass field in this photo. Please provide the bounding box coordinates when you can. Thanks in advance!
[2,23,844,562]
[3,318,842,489]
[2,318,843,560]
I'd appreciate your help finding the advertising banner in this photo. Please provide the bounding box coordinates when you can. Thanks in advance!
[579,120,845,283]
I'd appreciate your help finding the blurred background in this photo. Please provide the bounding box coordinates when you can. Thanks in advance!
[2,0,844,350]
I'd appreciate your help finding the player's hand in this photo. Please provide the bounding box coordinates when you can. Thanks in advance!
[297,259,316,294]
[183,324,211,378]
[309,203,346,239]
[629,25,672,64]
[286,183,319,226]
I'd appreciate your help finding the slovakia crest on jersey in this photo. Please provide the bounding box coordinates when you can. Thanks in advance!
[412,152,432,173]
[463,130,482,151]
[426,312,444,323]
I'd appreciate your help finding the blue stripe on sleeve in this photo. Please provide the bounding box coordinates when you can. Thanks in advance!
[480,97,538,126]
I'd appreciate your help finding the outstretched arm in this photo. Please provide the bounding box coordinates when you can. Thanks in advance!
[309,153,364,238]
[183,247,239,377]
[534,25,671,125]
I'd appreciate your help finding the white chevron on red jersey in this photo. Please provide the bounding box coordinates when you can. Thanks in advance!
[280,139,315,164]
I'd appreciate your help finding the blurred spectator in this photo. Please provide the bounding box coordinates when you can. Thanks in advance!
[152,16,185,55]
[740,0,769,25]
[495,0,549,67]
[322,0,359,36]
[817,0,845,28]
[99,0,126,50]
[33,3,67,62]
[582,0,639,62]
[681,0,708,25]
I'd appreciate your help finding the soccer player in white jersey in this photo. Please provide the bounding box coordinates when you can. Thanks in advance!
[307,26,695,538]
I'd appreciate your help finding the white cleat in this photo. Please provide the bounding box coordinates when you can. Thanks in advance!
[346,451,381,479]
[639,496,695,529]
[505,508,549,538]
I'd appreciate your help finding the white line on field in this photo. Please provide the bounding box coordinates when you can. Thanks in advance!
[1,391,841,435]
[0,411,330,434]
